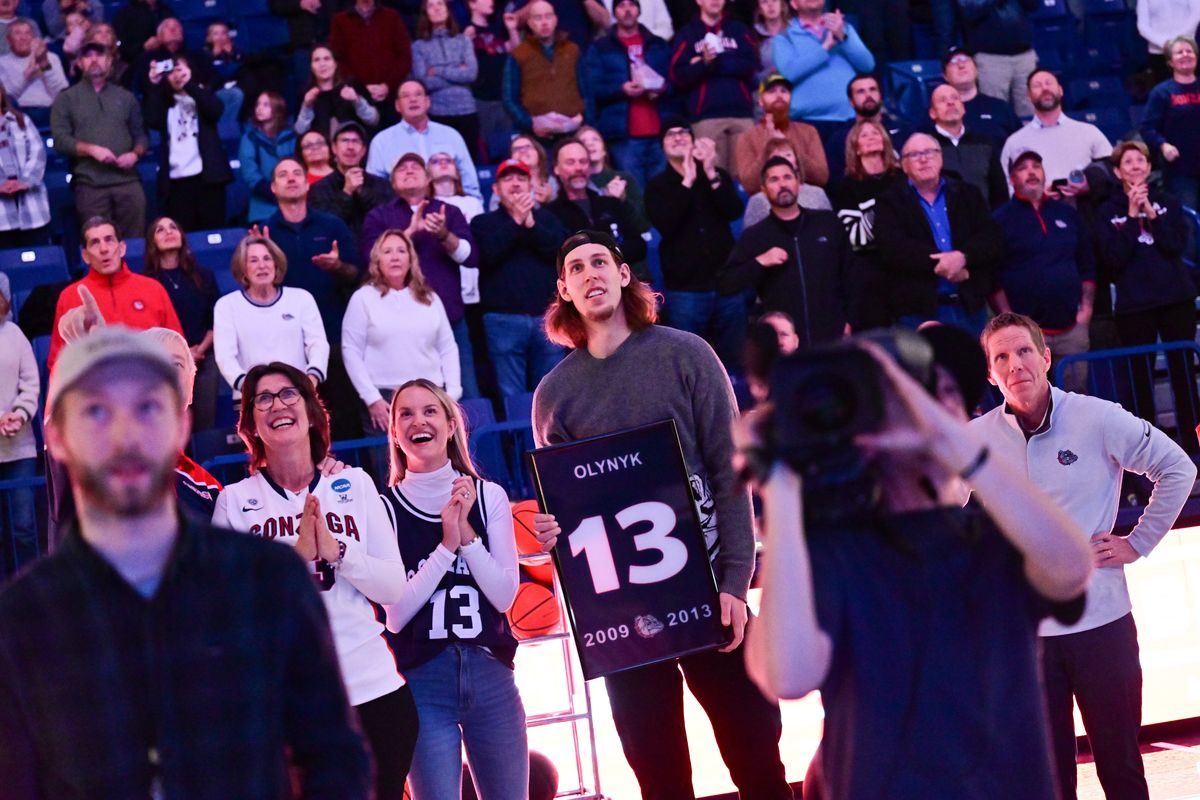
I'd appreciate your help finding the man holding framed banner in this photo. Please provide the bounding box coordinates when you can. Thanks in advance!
[530,231,791,800]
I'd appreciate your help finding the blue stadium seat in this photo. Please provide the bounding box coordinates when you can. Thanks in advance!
[1067,75,1130,110]
[44,167,72,238]
[886,61,944,123]
[191,426,244,465]
[503,392,533,422]
[1029,0,1075,19]
[1078,106,1131,143]
[1182,206,1198,272]
[188,227,245,293]
[237,15,290,52]
[1,246,69,320]
[1081,0,1128,14]
[32,335,50,399]
[238,0,270,14]
[461,397,497,432]
[1030,20,1077,70]
[173,0,227,21]
[1068,41,1123,77]
[123,237,147,272]
[478,166,494,206]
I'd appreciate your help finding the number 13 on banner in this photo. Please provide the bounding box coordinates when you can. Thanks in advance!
[531,420,727,680]
[569,502,687,594]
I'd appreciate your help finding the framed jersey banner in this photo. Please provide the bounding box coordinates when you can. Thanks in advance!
[530,419,727,680]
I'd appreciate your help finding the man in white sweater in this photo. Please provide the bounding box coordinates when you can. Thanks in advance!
[0,19,66,107]
[972,311,1197,800]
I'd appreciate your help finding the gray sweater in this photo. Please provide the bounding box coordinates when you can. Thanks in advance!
[410,30,478,118]
[532,325,755,599]
[50,79,147,186]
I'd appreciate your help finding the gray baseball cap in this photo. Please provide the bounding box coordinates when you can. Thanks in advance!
[47,326,181,415]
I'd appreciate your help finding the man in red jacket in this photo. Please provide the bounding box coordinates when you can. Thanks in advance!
[48,216,183,372]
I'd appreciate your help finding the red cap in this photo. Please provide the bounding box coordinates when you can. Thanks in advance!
[496,158,531,179]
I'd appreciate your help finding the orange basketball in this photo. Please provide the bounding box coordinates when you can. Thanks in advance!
[507,582,560,640]
[511,499,543,555]
[520,558,556,587]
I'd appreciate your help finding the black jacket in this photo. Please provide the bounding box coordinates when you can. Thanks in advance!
[720,209,851,347]
[930,128,1008,209]
[544,188,648,265]
[1097,189,1196,316]
[143,78,234,195]
[470,207,570,316]
[872,177,1002,321]
[309,168,393,240]
[645,165,743,292]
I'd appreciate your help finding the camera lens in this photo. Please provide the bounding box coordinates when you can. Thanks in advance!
[796,372,858,434]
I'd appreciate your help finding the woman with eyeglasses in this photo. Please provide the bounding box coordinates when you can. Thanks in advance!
[213,235,329,405]
[380,378,526,799]
[298,130,336,185]
[487,134,557,210]
[213,361,420,800]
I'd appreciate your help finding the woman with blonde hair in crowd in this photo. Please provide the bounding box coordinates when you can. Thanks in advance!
[342,228,460,437]
[380,377,526,799]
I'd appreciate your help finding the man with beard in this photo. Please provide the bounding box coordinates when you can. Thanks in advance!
[721,155,850,348]
[990,150,1095,393]
[545,138,647,264]
[733,72,828,194]
[824,73,913,182]
[0,326,371,798]
[310,120,394,240]
[1000,69,1113,200]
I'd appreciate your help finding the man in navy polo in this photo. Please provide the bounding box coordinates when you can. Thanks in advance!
[990,149,1095,392]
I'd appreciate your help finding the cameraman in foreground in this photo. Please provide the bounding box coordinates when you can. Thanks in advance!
[745,328,1093,800]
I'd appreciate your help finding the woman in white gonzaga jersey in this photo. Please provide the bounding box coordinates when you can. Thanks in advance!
[211,362,418,799]
[380,378,528,799]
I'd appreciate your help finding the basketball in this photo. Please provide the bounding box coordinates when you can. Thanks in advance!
[511,499,543,555]
[507,581,560,639]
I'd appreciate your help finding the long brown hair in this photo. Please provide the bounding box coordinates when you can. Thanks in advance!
[544,232,659,349]
[416,0,461,38]
[844,117,899,180]
[144,216,206,289]
[387,378,480,485]
[366,229,435,303]
[253,91,289,138]
[237,362,332,474]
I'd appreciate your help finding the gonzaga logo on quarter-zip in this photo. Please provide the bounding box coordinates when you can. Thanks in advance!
[1058,449,1078,466]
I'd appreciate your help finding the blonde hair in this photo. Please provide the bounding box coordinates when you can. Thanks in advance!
[844,117,899,179]
[388,379,481,485]
[230,235,288,289]
[366,229,435,303]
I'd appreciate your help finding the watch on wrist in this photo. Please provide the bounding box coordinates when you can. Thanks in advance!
[334,540,347,567]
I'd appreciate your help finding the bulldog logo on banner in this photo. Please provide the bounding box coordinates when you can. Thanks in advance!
[530,420,727,679]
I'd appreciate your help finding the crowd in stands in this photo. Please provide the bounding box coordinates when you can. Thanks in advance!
[2,0,1200,562]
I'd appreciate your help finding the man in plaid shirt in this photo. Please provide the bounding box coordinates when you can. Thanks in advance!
[0,326,370,799]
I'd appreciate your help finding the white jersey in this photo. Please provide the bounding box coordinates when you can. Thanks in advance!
[213,467,407,705]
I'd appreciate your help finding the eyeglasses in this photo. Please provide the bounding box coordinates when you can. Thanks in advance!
[902,148,942,161]
[252,387,303,410]
[428,155,454,164]
[946,54,971,65]
[301,141,327,151]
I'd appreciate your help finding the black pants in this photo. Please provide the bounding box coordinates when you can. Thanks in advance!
[356,683,420,800]
[1115,300,1199,452]
[604,641,792,800]
[1041,613,1148,800]
[164,175,228,232]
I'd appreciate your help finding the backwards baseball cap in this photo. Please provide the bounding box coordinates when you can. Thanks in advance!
[660,115,692,139]
[495,158,531,179]
[556,229,625,276]
[1007,149,1043,173]
[941,45,973,69]
[759,72,790,95]
[47,326,181,416]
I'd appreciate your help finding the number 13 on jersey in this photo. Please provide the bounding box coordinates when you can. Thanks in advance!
[530,420,727,680]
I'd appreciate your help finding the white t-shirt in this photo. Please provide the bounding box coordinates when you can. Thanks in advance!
[213,467,408,705]
[167,92,202,180]
[341,284,461,405]
[213,287,330,397]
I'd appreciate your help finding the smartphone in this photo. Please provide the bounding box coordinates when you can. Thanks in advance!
[153,59,174,76]
[1050,178,1068,191]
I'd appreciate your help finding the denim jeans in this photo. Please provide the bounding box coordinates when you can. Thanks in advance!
[611,136,667,189]
[452,316,482,400]
[482,312,565,400]
[405,644,528,800]
[662,290,749,371]
[0,457,38,571]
